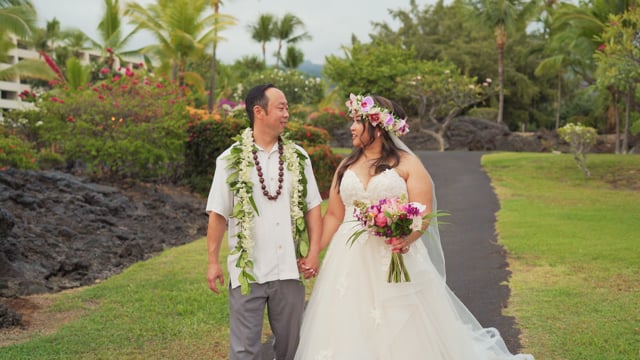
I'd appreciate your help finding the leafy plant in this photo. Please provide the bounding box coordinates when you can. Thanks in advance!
[0,133,38,170]
[557,123,597,178]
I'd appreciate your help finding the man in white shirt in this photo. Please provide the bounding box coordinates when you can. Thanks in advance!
[206,84,323,360]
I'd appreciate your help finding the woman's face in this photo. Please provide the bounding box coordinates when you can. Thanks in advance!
[349,114,372,148]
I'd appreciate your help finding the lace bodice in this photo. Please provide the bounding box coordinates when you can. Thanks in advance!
[340,169,407,218]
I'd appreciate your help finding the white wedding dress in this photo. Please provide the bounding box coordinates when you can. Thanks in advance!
[294,168,533,360]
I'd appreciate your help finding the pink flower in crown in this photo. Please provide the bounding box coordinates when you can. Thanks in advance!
[360,95,374,112]
[368,109,382,126]
[346,93,358,114]
[383,112,395,128]
[397,119,409,135]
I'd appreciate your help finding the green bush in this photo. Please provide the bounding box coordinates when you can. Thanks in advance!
[184,119,339,197]
[305,144,342,198]
[241,69,325,106]
[285,121,331,147]
[0,133,38,170]
[468,107,498,122]
[1,109,46,147]
[37,69,191,181]
[305,107,348,139]
[184,117,246,194]
[37,149,66,170]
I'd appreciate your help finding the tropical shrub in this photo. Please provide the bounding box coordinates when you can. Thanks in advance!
[558,123,597,178]
[241,68,325,106]
[184,116,246,194]
[0,133,38,170]
[37,68,191,181]
[305,107,348,139]
[184,118,340,197]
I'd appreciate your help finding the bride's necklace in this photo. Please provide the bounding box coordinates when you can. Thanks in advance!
[252,138,284,201]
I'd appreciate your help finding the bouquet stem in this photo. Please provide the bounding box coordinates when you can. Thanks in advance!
[387,253,411,283]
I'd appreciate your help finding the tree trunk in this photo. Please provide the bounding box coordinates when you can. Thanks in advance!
[497,43,505,124]
[207,41,217,114]
[613,92,620,154]
[623,85,632,154]
[555,72,561,130]
[419,128,446,152]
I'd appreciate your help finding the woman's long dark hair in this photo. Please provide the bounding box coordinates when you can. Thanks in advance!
[334,95,407,192]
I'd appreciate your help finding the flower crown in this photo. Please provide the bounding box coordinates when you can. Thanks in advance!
[345,93,409,137]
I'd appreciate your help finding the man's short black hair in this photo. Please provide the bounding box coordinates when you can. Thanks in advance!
[245,84,276,127]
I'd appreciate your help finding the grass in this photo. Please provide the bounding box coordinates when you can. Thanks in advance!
[482,152,640,360]
[1,152,638,359]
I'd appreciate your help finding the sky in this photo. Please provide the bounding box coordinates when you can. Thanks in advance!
[30,0,443,65]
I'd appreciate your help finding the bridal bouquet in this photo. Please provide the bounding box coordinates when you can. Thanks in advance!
[348,194,444,283]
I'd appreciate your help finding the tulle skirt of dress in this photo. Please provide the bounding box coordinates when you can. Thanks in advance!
[294,219,534,360]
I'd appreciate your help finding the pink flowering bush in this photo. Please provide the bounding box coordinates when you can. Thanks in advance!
[38,67,191,181]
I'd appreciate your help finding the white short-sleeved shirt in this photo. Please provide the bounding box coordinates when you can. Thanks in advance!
[206,141,322,289]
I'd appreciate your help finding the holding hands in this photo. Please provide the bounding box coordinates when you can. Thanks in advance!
[298,255,319,279]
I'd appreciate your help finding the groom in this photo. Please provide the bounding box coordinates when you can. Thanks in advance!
[205,83,322,360]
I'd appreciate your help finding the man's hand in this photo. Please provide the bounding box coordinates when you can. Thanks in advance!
[298,255,319,279]
[207,263,225,294]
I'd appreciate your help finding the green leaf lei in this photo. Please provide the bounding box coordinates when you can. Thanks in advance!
[225,127,309,295]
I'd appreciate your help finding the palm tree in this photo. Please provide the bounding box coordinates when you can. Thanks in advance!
[0,0,55,81]
[88,0,143,71]
[125,0,222,89]
[27,18,60,54]
[207,0,237,113]
[282,45,304,69]
[471,0,540,124]
[272,13,310,68]
[248,13,275,65]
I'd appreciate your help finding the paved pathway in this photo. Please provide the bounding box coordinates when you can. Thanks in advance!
[418,151,522,353]
[261,151,522,358]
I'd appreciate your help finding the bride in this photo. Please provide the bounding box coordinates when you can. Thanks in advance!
[294,94,534,359]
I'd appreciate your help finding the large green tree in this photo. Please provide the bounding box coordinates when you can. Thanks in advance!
[594,7,640,153]
[323,40,420,101]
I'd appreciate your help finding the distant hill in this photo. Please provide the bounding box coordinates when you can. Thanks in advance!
[297,60,323,78]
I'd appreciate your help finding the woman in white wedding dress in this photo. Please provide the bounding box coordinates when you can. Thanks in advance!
[294,94,533,360]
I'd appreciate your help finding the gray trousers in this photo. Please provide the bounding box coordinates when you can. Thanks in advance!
[229,279,305,360]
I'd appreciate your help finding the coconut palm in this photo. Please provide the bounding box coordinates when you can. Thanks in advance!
[89,0,141,70]
[0,0,55,81]
[248,13,275,65]
[282,45,304,70]
[207,0,237,113]
[125,0,230,90]
[272,13,310,68]
[470,0,541,124]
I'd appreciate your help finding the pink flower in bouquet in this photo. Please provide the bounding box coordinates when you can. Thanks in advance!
[374,212,388,227]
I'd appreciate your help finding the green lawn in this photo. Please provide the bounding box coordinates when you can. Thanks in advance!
[0,152,638,360]
[483,152,640,360]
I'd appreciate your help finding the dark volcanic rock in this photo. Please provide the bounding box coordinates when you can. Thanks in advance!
[0,303,22,328]
[0,169,207,302]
